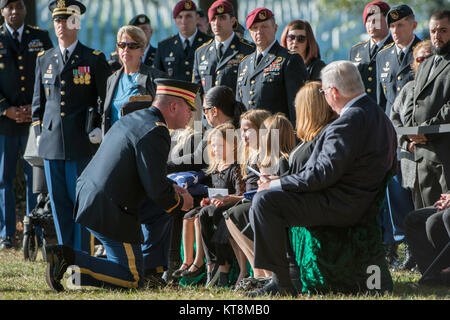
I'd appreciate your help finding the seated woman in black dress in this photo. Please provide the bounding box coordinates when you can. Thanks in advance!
[226,81,337,290]
[280,20,326,81]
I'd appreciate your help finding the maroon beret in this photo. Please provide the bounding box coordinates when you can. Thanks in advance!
[246,8,274,30]
[363,1,390,24]
[208,0,234,21]
[173,0,197,19]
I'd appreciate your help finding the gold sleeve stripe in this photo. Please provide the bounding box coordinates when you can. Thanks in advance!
[32,120,41,127]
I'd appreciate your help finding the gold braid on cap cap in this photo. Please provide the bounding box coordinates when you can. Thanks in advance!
[156,85,196,107]
[53,0,81,17]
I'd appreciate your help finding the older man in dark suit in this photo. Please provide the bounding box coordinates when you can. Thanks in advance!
[404,9,450,209]
[248,61,397,297]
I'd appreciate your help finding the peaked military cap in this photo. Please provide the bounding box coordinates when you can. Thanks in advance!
[363,1,390,24]
[154,78,200,110]
[208,0,234,21]
[246,8,274,29]
[173,0,197,19]
[48,0,86,19]
[0,0,19,9]
[129,14,150,26]
[387,4,414,25]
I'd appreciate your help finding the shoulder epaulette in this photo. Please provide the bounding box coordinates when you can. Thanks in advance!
[378,42,394,53]
[240,54,252,62]
[197,38,213,50]
[240,38,255,47]
[37,50,46,57]
[93,49,103,56]
[155,122,168,129]
[159,35,176,44]
[29,25,45,31]
[352,40,368,47]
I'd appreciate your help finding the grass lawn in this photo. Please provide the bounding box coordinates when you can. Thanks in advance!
[0,246,448,301]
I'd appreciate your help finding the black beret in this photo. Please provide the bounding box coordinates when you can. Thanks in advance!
[129,14,150,26]
[387,4,414,25]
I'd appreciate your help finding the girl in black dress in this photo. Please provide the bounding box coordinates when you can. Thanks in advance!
[179,123,245,287]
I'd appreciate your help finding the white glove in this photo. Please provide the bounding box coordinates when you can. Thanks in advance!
[88,127,102,144]
[36,135,41,148]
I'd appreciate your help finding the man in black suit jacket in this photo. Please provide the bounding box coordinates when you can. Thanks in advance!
[0,0,53,249]
[44,79,197,292]
[404,10,450,208]
[235,8,307,124]
[248,61,397,297]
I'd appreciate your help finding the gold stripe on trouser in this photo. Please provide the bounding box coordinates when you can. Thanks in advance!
[78,243,140,288]
[90,233,95,256]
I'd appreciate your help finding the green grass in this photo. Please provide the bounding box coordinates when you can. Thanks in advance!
[0,247,448,300]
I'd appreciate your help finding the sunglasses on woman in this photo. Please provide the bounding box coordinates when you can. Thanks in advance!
[415,55,432,63]
[117,42,142,50]
[286,34,307,43]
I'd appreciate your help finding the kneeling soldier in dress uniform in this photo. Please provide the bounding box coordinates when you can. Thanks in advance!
[31,0,111,253]
[44,79,196,291]
[236,8,308,124]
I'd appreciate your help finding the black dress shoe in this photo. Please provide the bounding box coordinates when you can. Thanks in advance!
[172,263,192,278]
[245,280,298,298]
[181,263,205,279]
[45,245,75,292]
[0,237,13,250]
[144,272,167,289]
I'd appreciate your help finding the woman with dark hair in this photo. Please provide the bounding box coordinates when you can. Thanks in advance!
[280,20,326,81]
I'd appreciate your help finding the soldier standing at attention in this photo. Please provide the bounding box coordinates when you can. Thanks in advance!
[349,1,392,101]
[0,0,53,249]
[31,0,111,253]
[192,0,254,97]
[375,4,420,268]
[154,0,211,81]
[235,8,307,124]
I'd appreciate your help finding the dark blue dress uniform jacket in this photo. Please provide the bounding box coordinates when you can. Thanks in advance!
[349,36,393,101]
[235,41,308,123]
[153,31,212,81]
[192,34,255,95]
[376,35,421,116]
[0,24,53,136]
[74,106,184,244]
[31,42,111,160]
[279,95,397,226]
